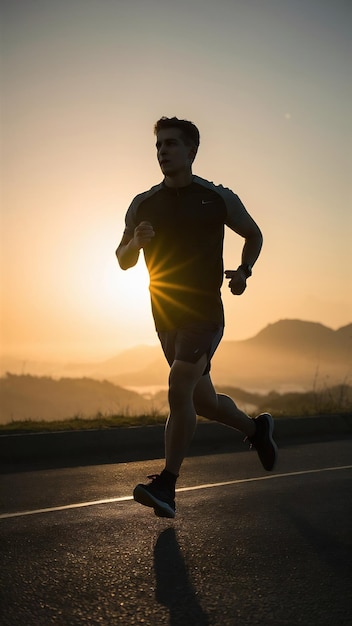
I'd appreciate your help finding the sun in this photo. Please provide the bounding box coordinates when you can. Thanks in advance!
[103,255,152,322]
[119,259,151,306]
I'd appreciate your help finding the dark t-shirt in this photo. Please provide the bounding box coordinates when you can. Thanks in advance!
[123,176,248,331]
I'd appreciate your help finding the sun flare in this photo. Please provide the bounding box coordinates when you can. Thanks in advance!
[109,257,152,322]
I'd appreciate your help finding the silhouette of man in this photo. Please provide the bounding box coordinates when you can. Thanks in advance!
[116,117,278,518]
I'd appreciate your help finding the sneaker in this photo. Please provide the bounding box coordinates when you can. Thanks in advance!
[247,413,278,471]
[133,474,176,518]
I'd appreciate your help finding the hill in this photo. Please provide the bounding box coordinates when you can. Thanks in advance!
[245,320,351,357]
[0,374,155,423]
[1,374,351,425]
[1,320,351,392]
[107,320,352,391]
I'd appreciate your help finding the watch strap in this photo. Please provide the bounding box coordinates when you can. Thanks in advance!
[238,263,252,278]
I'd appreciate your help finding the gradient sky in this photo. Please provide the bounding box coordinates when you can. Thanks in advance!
[1,0,351,361]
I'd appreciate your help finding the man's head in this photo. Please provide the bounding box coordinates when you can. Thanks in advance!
[154,117,200,150]
[154,117,200,179]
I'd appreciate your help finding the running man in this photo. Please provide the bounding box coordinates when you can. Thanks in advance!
[116,116,278,518]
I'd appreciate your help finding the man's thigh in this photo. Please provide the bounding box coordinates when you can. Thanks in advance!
[158,323,223,375]
[169,354,209,392]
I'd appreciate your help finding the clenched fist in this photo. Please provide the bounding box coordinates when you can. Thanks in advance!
[225,268,247,295]
[133,221,155,249]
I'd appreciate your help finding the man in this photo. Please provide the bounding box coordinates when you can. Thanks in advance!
[116,116,278,519]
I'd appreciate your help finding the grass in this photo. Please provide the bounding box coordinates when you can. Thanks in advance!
[1,382,350,434]
[1,409,351,435]
[0,411,168,434]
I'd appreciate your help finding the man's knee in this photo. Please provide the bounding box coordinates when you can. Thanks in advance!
[169,357,206,385]
[168,358,206,405]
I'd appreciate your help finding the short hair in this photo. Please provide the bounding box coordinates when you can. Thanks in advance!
[154,116,200,148]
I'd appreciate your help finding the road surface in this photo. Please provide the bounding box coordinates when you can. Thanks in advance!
[1,439,351,625]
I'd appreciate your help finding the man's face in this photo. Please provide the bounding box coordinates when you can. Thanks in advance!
[156,128,196,176]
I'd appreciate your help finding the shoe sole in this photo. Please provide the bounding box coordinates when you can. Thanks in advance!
[133,485,175,519]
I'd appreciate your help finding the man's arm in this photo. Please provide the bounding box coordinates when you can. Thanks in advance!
[224,197,263,295]
[116,221,155,270]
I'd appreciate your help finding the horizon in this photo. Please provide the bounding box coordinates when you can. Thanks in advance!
[2,1,351,364]
[1,317,351,365]
[1,315,351,425]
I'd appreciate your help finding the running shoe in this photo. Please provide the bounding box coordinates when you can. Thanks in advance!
[133,474,176,518]
[247,413,278,471]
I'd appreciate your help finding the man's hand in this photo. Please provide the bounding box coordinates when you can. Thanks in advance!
[225,268,247,295]
[133,221,155,249]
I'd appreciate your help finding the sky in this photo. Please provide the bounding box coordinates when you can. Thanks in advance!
[1,0,351,362]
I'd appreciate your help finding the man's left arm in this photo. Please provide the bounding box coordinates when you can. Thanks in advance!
[224,193,263,295]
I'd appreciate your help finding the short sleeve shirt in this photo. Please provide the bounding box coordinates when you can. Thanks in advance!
[123,176,249,331]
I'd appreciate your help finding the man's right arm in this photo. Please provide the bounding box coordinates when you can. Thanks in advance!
[116,221,155,270]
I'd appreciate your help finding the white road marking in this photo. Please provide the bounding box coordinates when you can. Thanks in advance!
[1,465,351,520]
[176,465,352,492]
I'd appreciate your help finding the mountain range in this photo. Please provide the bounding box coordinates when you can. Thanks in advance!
[1,320,351,424]
[88,319,351,390]
[1,319,351,391]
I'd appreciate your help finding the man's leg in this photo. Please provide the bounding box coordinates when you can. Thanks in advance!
[165,354,208,475]
[193,374,278,471]
[193,373,255,437]
[133,353,207,518]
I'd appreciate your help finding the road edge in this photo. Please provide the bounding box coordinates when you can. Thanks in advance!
[1,414,351,469]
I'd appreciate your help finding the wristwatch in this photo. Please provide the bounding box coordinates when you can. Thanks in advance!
[238,263,252,278]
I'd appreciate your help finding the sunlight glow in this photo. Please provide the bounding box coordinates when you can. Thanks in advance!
[2,0,350,361]
[111,259,151,320]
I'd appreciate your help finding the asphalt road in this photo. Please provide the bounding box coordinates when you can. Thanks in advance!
[1,439,351,626]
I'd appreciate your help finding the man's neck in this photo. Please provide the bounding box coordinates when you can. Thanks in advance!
[164,170,193,188]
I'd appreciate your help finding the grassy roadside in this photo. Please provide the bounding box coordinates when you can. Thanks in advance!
[1,409,351,434]
[0,412,168,434]
[2,378,351,434]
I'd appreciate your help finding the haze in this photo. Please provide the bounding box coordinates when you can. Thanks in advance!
[1,0,351,362]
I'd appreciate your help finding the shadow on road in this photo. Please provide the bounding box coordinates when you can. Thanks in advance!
[154,527,209,625]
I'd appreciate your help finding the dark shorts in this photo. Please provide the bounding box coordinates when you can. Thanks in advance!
[157,322,224,375]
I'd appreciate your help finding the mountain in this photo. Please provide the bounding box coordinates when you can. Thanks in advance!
[1,320,351,423]
[107,320,352,391]
[245,320,351,357]
[0,345,162,379]
[335,324,352,341]
[1,320,351,392]
[0,374,155,423]
[89,345,162,378]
